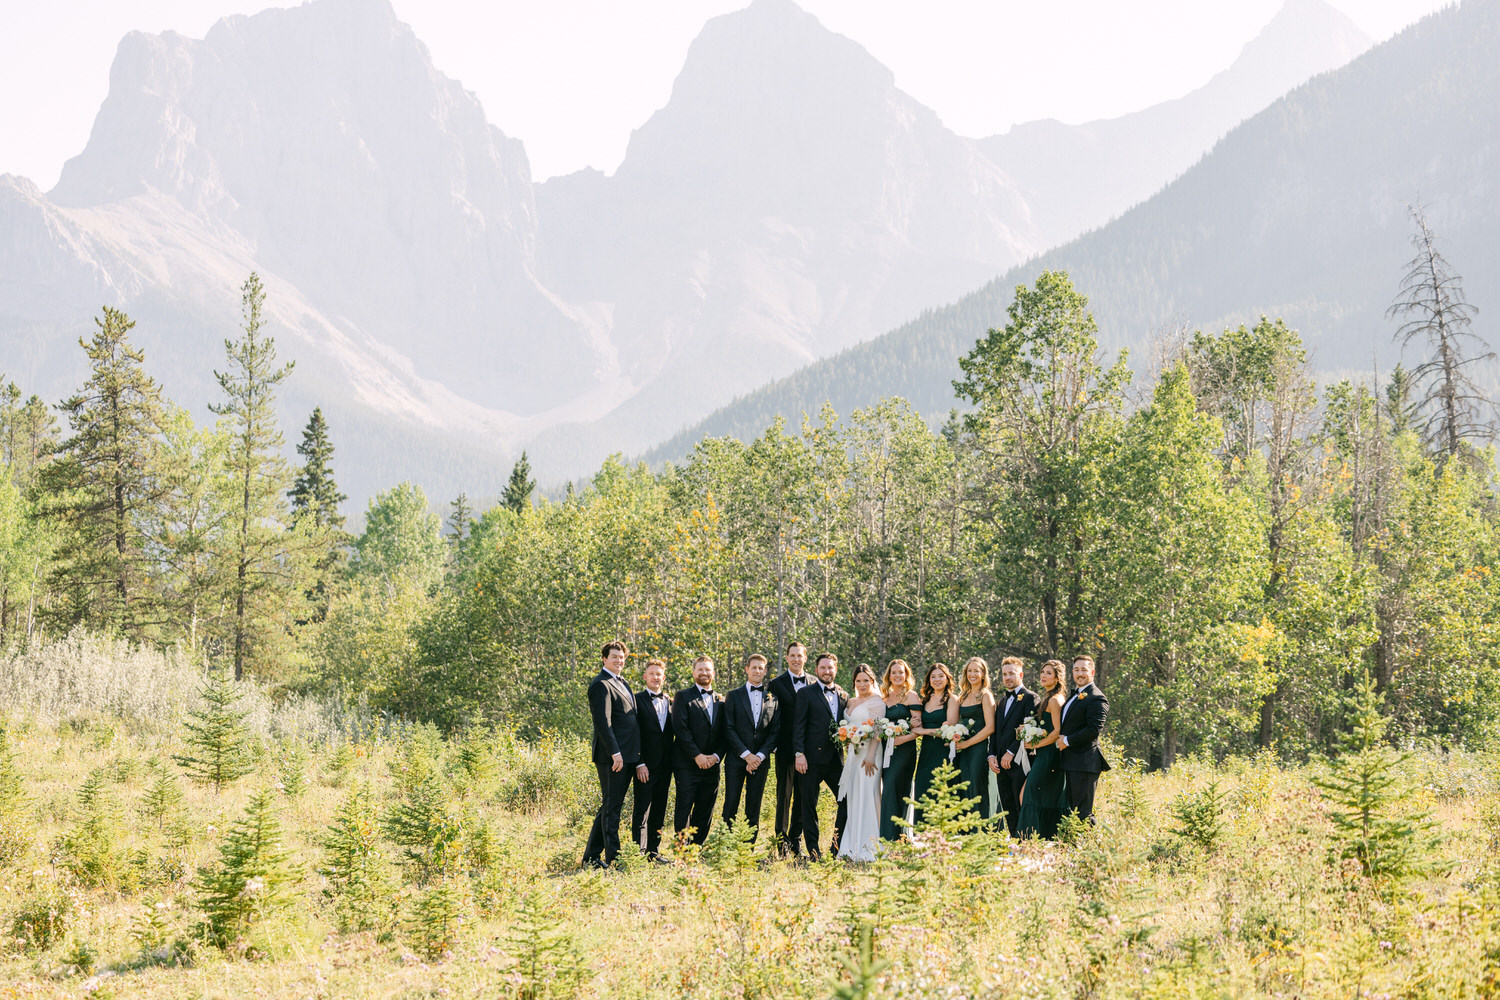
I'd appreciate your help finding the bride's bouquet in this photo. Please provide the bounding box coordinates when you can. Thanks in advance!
[833,717,880,751]
[937,721,970,760]
[1016,717,1047,746]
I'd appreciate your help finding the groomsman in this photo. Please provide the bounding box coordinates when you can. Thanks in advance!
[987,657,1037,838]
[1058,654,1110,823]
[792,652,848,860]
[722,653,779,837]
[582,641,642,868]
[672,655,726,844]
[632,658,675,859]
[769,641,813,855]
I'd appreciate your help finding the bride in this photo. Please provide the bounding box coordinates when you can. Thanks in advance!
[837,663,885,861]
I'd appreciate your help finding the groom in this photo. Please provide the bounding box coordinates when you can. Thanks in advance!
[792,652,847,860]
[1058,654,1110,824]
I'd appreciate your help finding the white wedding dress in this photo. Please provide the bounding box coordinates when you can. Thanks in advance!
[837,696,885,861]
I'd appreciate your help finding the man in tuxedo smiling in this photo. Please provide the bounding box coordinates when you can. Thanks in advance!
[671,654,726,844]
[768,641,813,856]
[722,652,778,839]
[792,652,848,860]
[632,658,674,859]
[582,640,642,868]
[987,656,1036,838]
[1057,654,1110,824]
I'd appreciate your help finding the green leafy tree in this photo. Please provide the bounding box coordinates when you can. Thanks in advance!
[354,482,445,589]
[954,269,1130,656]
[40,306,171,636]
[174,671,256,792]
[502,451,535,513]
[0,473,53,647]
[152,409,232,653]
[195,788,302,947]
[211,273,298,679]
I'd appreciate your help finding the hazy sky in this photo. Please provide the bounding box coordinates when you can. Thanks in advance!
[1,0,1451,188]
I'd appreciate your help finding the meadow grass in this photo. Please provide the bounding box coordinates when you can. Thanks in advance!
[0,656,1495,998]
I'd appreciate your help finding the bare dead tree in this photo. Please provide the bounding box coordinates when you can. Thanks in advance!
[1387,204,1493,466]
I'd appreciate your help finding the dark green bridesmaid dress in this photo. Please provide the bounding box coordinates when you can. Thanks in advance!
[1018,710,1067,839]
[912,702,950,828]
[879,701,917,840]
[955,702,992,819]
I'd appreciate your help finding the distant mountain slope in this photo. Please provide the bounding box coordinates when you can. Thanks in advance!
[982,0,1371,250]
[641,0,1500,466]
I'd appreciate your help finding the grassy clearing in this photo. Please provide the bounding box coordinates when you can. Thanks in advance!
[0,706,1495,1000]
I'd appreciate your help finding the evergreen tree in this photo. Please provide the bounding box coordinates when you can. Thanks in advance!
[502,451,536,513]
[173,671,256,792]
[446,492,472,571]
[288,408,345,530]
[211,273,297,679]
[140,758,186,828]
[318,785,393,931]
[195,788,302,947]
[1313,674,1440,886]
[40,306,171,636]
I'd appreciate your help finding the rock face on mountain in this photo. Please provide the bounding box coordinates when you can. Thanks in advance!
[640,0,1500,468]
[0,0,1383,496]
[532,0,1036,464]
[979,0,1372,250]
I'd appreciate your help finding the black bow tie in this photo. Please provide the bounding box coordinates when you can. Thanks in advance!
[749,685,762,692]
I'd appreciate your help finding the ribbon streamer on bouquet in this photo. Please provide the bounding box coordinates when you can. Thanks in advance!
[883,737,896,768]
[1017,745,1031,776]
[948,740,957,761]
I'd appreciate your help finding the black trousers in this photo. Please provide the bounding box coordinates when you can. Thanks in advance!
[721,756,770,837]
[631,764,672,856]
[583,760,634,865]
[798,758,848,860]
[673,763,721,844]
[1064,768,1099,824]
[773,750,804,853]
[995,755,1029,837]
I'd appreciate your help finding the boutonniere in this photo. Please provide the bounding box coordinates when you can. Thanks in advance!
[1077,689,1089,700]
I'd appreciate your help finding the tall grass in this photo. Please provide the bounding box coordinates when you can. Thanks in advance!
[0,631,370,743]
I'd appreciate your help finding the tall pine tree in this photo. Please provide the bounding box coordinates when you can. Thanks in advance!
[502,451,535,513]
[289,407,347,623]
[40,307,170,636]
[211,274,297,679]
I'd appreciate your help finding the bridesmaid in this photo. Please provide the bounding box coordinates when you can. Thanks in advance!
[1018,659,1069,839]
[954,657,997,820]
[911,662,958,827]
[878,658,924,841]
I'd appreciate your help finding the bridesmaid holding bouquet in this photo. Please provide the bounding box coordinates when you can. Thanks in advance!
[878,659,923,840]
[911,662,958,827]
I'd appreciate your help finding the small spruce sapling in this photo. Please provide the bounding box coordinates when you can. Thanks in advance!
[195,788,302,948]
[174,671,256,792]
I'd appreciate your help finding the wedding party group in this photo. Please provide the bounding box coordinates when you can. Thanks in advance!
[582,640,1110,867]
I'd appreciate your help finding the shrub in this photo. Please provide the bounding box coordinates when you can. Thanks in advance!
[1169,780,1227,852]
[407,879,466,962]
[140,758,186,829]
[505,892,586,1000]
[195,788,302,949]
[8,877,74,951]
[383,772,463,884]
[318,785,395,931]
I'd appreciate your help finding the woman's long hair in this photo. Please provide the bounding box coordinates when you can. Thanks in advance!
[882,659,913,698]
[958,656,991,702]
[1037,659,1066,715]
[920,662,953,705]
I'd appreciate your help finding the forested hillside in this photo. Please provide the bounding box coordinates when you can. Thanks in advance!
[642,0,1500,466]
[6,260,1498,768]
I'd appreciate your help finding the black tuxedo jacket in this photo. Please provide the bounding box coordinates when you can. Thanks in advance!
[588,669,641,766]
[1057,682,1110,773]
[792,682,847,768]
[671,687,727,768]
[768,670,812,755]
[724,685,779,762]
[988,685,1038,760]
[634,688,675,772]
